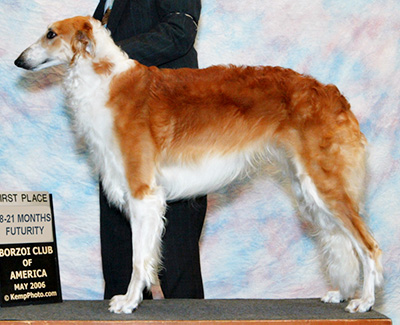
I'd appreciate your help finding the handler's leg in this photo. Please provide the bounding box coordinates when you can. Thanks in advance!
[159,196,207,298]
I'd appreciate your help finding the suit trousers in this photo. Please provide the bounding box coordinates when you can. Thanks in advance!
[99,183,206,299]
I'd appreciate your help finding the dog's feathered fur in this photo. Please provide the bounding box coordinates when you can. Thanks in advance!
[15,16,383,313]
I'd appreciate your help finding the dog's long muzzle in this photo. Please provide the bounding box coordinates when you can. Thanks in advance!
[14,42,58,71]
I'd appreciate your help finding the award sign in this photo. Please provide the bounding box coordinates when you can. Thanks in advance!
[0,192,62,306]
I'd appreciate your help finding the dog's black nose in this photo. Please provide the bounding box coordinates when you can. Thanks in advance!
[14,56,23,67]
[14,55,30,70]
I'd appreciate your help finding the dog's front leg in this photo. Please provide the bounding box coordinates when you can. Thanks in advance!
[109,187,166,313]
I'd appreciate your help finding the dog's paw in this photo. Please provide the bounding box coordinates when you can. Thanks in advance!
[345,298,374,313]
[321,291,344,303]
[109,294,139,314]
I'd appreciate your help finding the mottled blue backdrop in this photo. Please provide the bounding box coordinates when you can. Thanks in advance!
[1,0,399,322]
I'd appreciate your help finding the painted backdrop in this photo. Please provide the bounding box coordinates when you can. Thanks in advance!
[1,0,400,323]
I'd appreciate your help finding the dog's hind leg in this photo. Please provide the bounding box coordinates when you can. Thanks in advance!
[318,229,360,303]
[322,196,382,313]
[109,187,166,313]
[292,154,382,312]
[290,159,360,302]
[288,120,382,312]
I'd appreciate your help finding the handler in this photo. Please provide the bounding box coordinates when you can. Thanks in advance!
[93,0,207,300]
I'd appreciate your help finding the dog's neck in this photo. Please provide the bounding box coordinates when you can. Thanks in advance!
[92,26,129,65]
[62,23,137,149]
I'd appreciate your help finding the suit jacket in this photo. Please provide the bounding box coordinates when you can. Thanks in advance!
[93,0,201,68]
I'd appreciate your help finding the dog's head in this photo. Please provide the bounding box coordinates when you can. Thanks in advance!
[15,16,99,71]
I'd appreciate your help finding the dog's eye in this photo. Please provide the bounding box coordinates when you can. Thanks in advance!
[47,30,57,39]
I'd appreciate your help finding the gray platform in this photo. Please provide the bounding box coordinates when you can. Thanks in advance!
[0,299,391,323]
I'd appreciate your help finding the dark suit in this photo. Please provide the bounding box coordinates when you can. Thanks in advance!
[94,0,200,68]
[93,0,207,300]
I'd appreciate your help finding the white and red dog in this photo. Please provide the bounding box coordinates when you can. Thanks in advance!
[15,16,382,313]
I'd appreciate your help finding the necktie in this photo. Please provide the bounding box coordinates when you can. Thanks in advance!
[102,7,111,26]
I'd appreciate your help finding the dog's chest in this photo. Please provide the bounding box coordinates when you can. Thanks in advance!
[65,69,128,196]
[65,66,113,139]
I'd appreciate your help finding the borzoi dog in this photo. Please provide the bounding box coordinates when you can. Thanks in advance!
[15,16,382,314]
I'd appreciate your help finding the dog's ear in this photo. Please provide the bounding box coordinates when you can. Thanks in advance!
[71,21,95,58]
